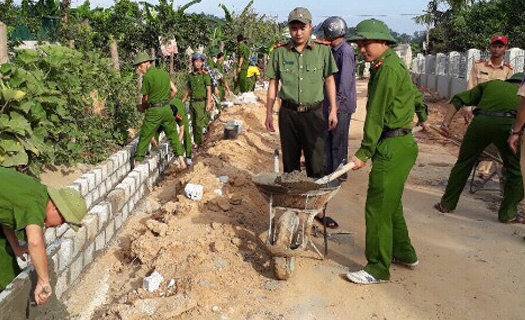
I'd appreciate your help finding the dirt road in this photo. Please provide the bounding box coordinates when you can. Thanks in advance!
[65,80,525,320]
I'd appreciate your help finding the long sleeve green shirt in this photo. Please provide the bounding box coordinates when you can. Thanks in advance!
[450,79,521,112]
[355,48,427,162]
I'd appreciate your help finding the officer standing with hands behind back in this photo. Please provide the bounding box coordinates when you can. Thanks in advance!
[265,7,339,179]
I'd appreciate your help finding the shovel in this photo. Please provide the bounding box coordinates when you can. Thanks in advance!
[278,125,424,193]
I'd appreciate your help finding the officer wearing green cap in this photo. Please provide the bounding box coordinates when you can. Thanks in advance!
[435,73,525,223]
[265,6,339,178]
[236,34,251,93]
[345,19,428,285]
[134,52,186,168]
[182,53,212,146]
[0,167,87,304]
[207,49,231,103]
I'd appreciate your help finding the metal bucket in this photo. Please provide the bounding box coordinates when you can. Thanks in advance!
[223,124,239,139]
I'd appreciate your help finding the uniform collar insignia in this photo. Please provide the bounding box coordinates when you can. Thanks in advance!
[373,59,384,69]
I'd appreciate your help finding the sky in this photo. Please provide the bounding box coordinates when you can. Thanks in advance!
[71,0,429,35]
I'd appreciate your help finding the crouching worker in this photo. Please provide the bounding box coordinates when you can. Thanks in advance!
[0,167,87,305]
[435,73,524,223]
[134,52,186,168]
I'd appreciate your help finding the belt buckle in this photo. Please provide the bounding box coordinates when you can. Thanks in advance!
[297,105,307,112]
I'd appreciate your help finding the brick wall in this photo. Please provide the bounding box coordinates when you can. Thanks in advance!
[0,138,174,320]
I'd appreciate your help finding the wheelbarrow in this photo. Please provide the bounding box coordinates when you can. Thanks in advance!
[253,172,341,280]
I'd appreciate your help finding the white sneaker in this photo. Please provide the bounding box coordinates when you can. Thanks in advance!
[346,270,388,285]
[185,158,193,166]
[392,258,419,269]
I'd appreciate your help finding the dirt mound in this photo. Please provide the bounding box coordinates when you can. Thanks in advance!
[95,98,286,320]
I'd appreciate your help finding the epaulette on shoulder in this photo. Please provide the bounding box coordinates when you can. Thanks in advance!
[475,60,484,64]
[315,40,332,45]
[504,62,513,69]
[273,42,289,49]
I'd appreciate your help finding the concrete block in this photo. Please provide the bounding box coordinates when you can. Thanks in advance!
[58,238,74,272]
[54,273,68,300]
[106,220,115,243]
[63,226,87,253]
[91,188,100,204]
[95,231,106,252]
[69,256,83,284]
[105,158,116,176]
[44,228,56,245]
[107,188,126,213]
[99,183,107,198]
[110,154,120,168]
[122,177,136,196]
[90,203,111,229]
[83,173,97,192]
[99,163,109,181]
[133,191,140,206]
[105,178,113,193]
[128,171,142,186]
[450,77,468,97]
[117,166,126,180]
[55,224,70,238]
[83,242,95,267]
[85,193,94,210]
[437,75,451,98]
[92,168,103,187]
[115,212,124,230]
[83,214,99,242]
[73,177,89,197]
[124,161,131,172]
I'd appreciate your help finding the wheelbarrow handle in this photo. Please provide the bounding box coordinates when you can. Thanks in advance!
[315,161,356,185]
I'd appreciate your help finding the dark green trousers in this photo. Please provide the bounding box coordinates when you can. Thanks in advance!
[135,105,184,161]
[364,134,418,280]
[278,107,325,178]
[440,115,523,221]
[190,101,207,145]
[238,68,249,93]
[0,229,20,291]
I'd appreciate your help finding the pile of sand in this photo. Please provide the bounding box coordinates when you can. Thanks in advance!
[95,91,290,320]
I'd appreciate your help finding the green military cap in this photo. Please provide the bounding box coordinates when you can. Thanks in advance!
[47,187,87,232]
[506,72,524,83]
[348,19,397,44]
[288,7,312,24]
[133,52,154,66]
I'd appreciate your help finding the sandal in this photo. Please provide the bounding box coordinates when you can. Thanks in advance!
[434,203,451,213]
[315,215,339,229]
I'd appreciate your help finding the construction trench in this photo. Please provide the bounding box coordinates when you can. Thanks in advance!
[3,81,525,320]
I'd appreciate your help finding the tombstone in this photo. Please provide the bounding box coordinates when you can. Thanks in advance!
[448,51,461,78]
[394,44,413,69]
[466,49,481,82]
[426,55,435,74]
[505,48,525,74]
[411,58,419,74]
[436,53,448,76]
[417,53,426,74]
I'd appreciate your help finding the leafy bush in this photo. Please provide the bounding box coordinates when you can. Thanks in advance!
[0,45,139,173]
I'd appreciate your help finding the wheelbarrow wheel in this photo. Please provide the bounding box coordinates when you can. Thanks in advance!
[273,210,299,280]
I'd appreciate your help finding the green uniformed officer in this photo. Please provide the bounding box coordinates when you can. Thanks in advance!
[182,53,212,146]
[435,73,524,223]
[0,167,87,304]
[345,19,428,284]
[236,34,251,93]
[265,7,339,178]
[208,49,231,103]
[151,98,193,166]
[134,52,185,168]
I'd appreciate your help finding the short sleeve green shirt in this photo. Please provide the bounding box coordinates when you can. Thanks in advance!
[265,40,338,105]
[237,43,250,70]
[355,48,419,162]
[141,66,171,103]
[187,71,211,100]
[0,168,48,230]
[451,80,521,113]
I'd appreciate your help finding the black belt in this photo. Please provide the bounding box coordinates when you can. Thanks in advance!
[380,128,411,140]
[473,109,516,118]
[149,101,168,108]
[192,97,206,102]
[281,100,322,113]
